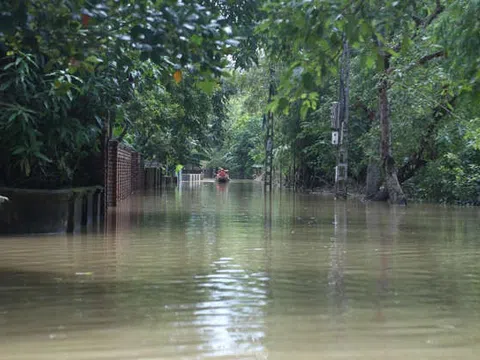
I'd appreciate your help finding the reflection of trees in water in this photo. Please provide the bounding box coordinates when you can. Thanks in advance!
[163,183,270,357]
[0,268,115,337]
[328,200,347,317]
[263,189,273,284]
[264,191,273,234]
[366,203,403,322]
[0,232,122,337]
[105,192,147,252]
[191,257,268,356]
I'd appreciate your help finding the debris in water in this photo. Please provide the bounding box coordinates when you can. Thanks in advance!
[49,333,67,340]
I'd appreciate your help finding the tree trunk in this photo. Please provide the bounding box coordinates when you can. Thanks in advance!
[378,71,407,205]
[366,162,381,199]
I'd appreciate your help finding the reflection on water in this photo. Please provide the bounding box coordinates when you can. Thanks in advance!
[1,181,480,359]
[328,200,347,318]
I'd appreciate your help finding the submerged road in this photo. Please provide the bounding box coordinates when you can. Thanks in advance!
[1,181,480,359]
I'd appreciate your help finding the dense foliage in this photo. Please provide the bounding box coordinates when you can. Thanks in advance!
[1,0,479,203]
[0,0,235,187]
[214,0,479,204]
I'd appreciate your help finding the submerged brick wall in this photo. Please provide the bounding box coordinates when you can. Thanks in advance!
[131,152,144,191]
[116,144,132,202]
[105,140,144,207]
[139,157,145,190]
[106,140,118,207]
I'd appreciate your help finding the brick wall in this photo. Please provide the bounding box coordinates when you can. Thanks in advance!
[105,140,144,207]
[106,140,118,207]
[131,152,144,191]
[131,152,138,191]
[116,144,132,202]
[139,157,145,190]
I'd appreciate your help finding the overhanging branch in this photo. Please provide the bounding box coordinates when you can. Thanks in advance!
[424,0,444,28]
[386,1,445,62]
[398,94,457,183]
[116,123,131,142]
[418,50,445,65]
[386,50,445,75]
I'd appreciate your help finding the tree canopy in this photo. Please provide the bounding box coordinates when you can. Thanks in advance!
[1,0,479,204]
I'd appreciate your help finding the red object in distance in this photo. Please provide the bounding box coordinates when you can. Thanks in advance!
[81,14,90,27]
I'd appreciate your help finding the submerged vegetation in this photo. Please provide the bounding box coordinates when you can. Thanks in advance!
[1,0,479,203]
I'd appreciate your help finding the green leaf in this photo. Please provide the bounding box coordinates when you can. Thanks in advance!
[3,62,15,70]
[23,159,31,176]
[196,79,216,94]
[0,80,12,91]
[12,147,25,155]
[401,35,412,53]
[376,53,385,71]
[385,47,399,57]
[34,152,52,163]
[301,72,315,91]
[300,102,309,120]
[359,20,371,39]
[94,115,103,128]
[85,56,103,64]
[277,97,289,114]
[266,98,278,113]
[191,34,203,46]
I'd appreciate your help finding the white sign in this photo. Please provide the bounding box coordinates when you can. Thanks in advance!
[331,131,339,145]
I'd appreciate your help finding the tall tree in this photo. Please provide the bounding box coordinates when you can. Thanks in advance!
[257,0,453,204]
[0,0,238,187]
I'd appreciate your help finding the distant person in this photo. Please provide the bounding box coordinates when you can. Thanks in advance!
[216,168,230,182]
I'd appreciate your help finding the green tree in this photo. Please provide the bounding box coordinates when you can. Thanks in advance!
[256,0,480,204]
[0,0,238,187]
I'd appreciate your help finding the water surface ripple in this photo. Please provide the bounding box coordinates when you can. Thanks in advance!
[1,181,480,359]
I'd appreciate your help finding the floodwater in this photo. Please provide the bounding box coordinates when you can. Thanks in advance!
[1,181,480,360]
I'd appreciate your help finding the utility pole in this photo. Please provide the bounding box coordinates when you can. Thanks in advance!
[264,67,275,191]
[331,38,350,199]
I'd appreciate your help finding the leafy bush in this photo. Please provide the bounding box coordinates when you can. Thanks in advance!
[0,53,102,188]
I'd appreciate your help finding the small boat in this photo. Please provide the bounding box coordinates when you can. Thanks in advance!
[216,169,230,183]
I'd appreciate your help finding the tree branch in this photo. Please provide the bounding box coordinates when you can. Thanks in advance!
[386,50,445,74]
[387,2,445,61]
[353,99,376,121]
[141,132,153,147]
[412,15,423,27]
[424,0,444,28]
[418,50,445,65]
[398,95,457,183]
[116,123,131,142]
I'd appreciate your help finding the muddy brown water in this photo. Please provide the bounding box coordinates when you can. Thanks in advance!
[1,180,480,359]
